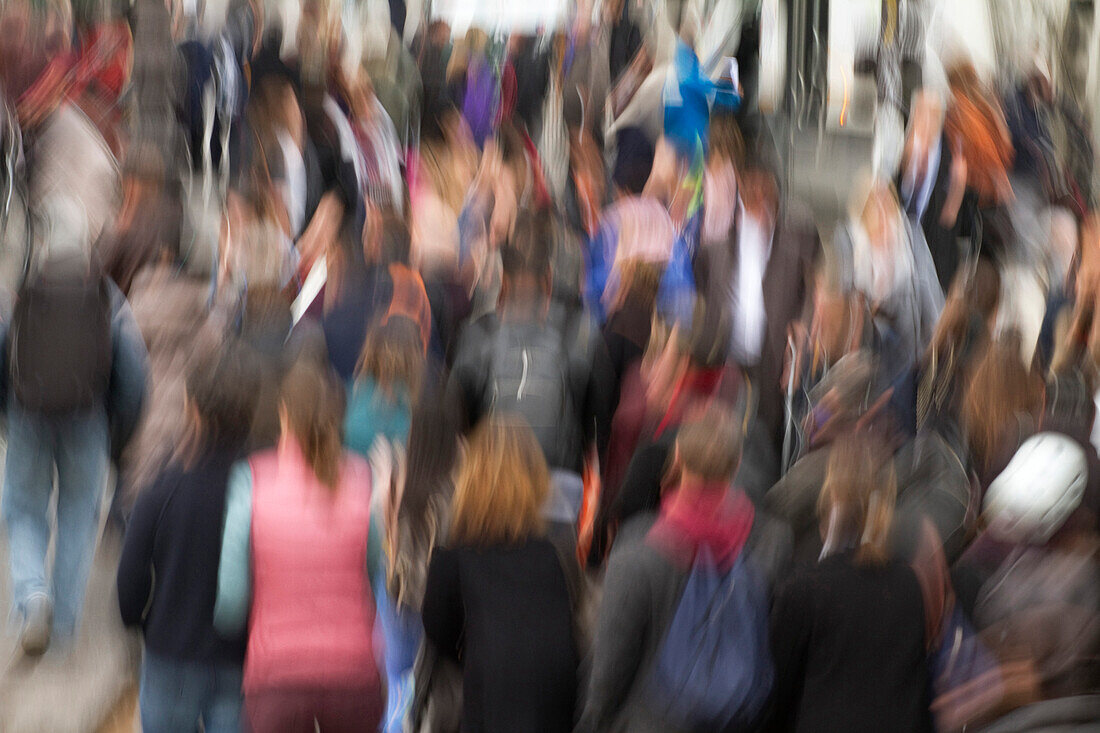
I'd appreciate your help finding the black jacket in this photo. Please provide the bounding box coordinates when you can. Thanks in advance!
[447,307,614,473]
[116,448,247,664]
[423,538,579,733]
[768,552,932,733]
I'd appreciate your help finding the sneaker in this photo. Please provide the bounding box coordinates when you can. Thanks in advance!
[20,596,52,656]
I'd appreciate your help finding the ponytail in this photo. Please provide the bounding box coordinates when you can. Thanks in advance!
[281,360,344,489]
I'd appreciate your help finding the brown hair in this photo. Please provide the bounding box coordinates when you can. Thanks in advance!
[450,415,549,547]
[709,114,745,168]
[676,406,742,481]
[355,317,425,403]
[618,259,662,312]
[280,359,345,489]
[818,434,896,565]
[960,339,1044,472]
[181,338,260,461]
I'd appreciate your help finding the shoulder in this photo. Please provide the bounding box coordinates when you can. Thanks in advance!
[128,464,181,520]
[246,448,278,472]
[341,450,373,487]
[452,313,499,362]
[606,513,671,583]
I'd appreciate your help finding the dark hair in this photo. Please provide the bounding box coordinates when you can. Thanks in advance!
[497,122,528,168]
[184,341,261,454]
[376,210,412,265]
[500,212,552,281]
[280,359,345,488]
[971,258,1001,323]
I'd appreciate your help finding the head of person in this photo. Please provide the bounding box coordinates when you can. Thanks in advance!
[181,341,261,461]
[818,433,896,564]
[961,338,1044,472]
[364,208,411,267]
[709,113,746,171]
[279,358,345,489]
[739,163,780,222]
[674,405,743,489]
[355,316,425,401]
[449,415,550,547]
[499,212,553,319]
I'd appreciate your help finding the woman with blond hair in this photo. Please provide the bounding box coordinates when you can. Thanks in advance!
[422,415,579,733]
[215,359,383,731]
[768,435,932,733]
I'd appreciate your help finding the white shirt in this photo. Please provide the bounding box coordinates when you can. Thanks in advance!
[730,200,774,366]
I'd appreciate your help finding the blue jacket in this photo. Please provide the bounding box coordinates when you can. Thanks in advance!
[663,41,740,159]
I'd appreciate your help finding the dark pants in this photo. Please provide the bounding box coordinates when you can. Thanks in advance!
[246,685,383,733]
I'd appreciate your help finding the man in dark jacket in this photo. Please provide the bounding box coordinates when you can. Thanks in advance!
[693,157,818,445]
[448,214,614,528]
[2,243,148,656]
[578,407,790,732]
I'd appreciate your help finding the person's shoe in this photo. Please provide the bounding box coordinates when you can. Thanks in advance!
[20,596,52,656]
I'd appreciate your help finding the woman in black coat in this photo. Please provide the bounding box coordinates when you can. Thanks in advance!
[768,435,933,733]
[422,415,579,733]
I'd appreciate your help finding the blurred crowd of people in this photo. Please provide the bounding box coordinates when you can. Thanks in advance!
[0,0,1097,731]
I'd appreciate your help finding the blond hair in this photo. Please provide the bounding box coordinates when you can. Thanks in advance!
[818,434,896,565]
[676,406,742,481]
[450,415,549,547]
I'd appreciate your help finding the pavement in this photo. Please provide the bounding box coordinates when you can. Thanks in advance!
[0,478,140,733]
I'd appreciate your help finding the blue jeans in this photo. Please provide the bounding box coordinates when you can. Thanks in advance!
[140,650,244,733]
[372,575,421,733]
[2,401,108,639]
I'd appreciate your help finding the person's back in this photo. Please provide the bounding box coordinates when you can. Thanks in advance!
[119,452,247,662]
[117,343,258,732]
[245,443,377,690]
[448,214,612,497]
[580,408,774,733]
[770,553,930,732]
[421,416,579,733]
[217,360,383,730]
[768,436,932,733]
[425,537,577,732]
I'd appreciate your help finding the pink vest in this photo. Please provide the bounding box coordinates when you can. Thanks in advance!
[245,440,380,692]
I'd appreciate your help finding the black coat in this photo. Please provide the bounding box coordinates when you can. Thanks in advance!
[768,552,933,733]
[423,539,579,733]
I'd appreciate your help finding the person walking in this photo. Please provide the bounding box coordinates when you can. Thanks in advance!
[117,344,258,732]
[215,358,383,732]
[422,415,580,733]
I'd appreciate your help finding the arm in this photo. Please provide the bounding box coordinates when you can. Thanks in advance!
[214,462,253,637]
[115,485,162,626]
[366,502,385,597]
[576,541,653,732]
[106,282,149,462]
[421,547,464,661]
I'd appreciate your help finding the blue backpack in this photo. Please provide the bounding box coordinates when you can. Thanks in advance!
[648,548,774,732]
